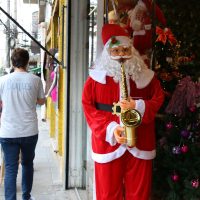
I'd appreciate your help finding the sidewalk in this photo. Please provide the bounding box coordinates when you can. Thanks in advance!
[0,108,87,200]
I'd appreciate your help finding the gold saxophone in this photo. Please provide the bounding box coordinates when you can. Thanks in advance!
[113,62,141,147]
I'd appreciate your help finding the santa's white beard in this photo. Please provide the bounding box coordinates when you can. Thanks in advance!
[94,47,147,83]
[131,20,143,31]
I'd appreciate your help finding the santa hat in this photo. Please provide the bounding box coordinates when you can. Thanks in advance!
[101,24,131,47]
[133,0,147,13]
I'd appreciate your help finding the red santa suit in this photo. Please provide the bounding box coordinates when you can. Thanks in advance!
[82,24,164,200]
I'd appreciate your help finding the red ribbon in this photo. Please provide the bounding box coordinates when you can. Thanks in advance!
[156,26,177,45]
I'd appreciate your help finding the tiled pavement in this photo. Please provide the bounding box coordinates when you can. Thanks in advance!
[0,108,87,200]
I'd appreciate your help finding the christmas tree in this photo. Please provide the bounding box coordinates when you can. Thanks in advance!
[152,1,200,199]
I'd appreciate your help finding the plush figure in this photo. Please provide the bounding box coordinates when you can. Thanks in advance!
[82,23,164,200]
[128,0,166,65]
[108,10,118,24]
[46,53,59,103]
[108,10,128,29]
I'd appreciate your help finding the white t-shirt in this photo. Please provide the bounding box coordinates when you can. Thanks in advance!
[0,71,45,138]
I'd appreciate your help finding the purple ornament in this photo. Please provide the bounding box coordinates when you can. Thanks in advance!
[172,146,181,154]
[180,130,190,138]
[159,137,167,147]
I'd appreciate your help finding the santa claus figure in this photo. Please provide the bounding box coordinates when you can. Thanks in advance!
[82,23,164,200]
[108,10,118,24]
[128,0,166,66]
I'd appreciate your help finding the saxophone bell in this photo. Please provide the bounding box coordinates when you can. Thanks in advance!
[121,109,141,147]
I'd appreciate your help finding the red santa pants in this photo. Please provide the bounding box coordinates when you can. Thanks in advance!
[94,150,152,200]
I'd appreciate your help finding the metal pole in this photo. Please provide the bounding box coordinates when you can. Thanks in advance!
[90,8,94,65]
[14,0,17,37]
[0,6,62,66]
[65,0,71,189]
[6,0,10,68]
[105,0,109,23]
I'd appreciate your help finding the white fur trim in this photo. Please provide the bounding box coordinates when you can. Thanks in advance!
[128,147,156,160]
[135,99,145,117]
[89,69,107,84]
[89,68,154,89]
[92,145,155,163]
[106,122,119,146]
[92,145,127,163]
[144,24,151,30]
[135,69,154,89]
[105,36,132,49]
[137,0,147,10]
[133,30,145,36]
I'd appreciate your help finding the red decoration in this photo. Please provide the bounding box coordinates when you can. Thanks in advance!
[111,37,118,44]
[171,173,179,182]
[181,145,189,153]
[166,122,173,130]
[156,26,177,45]
[189,105,196,112]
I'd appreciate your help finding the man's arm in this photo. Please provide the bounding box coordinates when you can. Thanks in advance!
[37,97,46,105]
[37,78,46,105]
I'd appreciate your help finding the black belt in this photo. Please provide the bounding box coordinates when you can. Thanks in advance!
[95,102,121,113]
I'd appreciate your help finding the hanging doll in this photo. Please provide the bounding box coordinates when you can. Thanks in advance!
[46,52,59,103]
[128,0,166,66]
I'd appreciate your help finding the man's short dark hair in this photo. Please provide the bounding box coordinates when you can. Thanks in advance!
[11,48,29,68]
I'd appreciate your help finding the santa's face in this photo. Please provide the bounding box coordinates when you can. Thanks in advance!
[109,46,132,61]
[109,19,118,24]
[135,9,145,22]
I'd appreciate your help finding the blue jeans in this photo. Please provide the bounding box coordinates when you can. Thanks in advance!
[0,135,38,200]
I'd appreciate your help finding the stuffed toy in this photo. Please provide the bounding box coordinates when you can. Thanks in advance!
[128,0,166,66]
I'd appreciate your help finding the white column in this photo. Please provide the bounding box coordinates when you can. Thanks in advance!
[67,0,88,188]
[39,22,47,121]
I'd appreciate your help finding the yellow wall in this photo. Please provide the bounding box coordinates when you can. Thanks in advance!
[57,0,65,156]
[46,0,66,157]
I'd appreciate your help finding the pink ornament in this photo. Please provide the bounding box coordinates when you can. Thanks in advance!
[166,122,173,130]
[191,179,199,188]
[171,174,179,182]
[181,145,189,153]
[189,105,196,112]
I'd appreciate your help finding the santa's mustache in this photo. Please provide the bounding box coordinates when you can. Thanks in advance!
[110,55,132,61]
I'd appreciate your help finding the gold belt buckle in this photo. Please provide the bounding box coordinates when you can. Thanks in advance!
[112,102,121,116]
